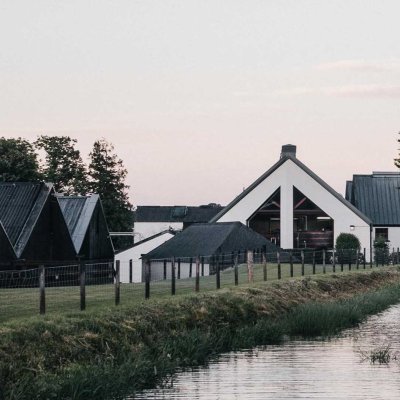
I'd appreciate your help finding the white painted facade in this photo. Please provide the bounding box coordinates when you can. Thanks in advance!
[148,260,210,281]
[116,231,175,283]
[216,158,372,256]
[371,227,400,251]
[134,222,182,242]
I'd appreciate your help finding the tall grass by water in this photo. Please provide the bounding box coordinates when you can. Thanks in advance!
[1,268,400,400]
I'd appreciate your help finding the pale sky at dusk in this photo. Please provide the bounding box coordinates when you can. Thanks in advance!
[1,1,400,207]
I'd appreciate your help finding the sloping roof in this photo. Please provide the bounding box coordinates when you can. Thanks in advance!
[0,182,53,257]
[144,222,280,259]
[57,195,99,253]
[136,204,224,223]
[210,154,371,224]
[347,172,400,225]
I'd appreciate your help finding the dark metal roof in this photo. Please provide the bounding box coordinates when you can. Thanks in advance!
[347,173,400,225]
[0,182,52,251]
[144,222,280,259]
[136,204,224,223]
[210,154,371,224]
[58,195,100,253]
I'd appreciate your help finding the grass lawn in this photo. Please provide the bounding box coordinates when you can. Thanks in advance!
[0,261,386,324]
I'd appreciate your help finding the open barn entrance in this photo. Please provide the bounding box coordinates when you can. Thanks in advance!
[293,187,333,249]
[247,186,334,249]
[248,188,281,246]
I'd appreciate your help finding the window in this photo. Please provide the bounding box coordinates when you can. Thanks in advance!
[375,228,388,241]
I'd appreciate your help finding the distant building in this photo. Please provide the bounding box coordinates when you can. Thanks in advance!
[134,204,224,241]
[142,222,282,281]
[0,182,114,269]
[346,172,400,250]
[115,229,176,283]
[210,145,372,255]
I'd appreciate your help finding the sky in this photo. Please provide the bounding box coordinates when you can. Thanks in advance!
[1,0,400,207]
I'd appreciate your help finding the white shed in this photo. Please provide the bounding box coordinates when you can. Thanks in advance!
[115,229,175,283]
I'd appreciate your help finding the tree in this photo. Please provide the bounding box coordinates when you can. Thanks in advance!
[35,135,88,195]
[395,132,400,168]
[0,137,41,182]
[88,139,133,249]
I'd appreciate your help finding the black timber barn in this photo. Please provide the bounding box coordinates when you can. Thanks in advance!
[0,182,114,270]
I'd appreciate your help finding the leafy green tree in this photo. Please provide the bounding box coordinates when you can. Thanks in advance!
[35,135,88,195]
[0,137,41,181]
[88,139,133,249]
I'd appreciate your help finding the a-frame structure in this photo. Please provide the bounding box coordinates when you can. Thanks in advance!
[211,145,372,251]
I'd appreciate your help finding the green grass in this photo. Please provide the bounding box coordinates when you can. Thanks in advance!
[0,261,383,323]
[1,268,400,399]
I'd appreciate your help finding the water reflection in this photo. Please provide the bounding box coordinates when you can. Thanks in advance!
[134,305,400,399]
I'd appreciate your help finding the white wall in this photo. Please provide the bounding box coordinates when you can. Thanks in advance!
[147,260,210,281]
[370,227,400,251]
[116,232,174,283]
[134,222,183,242]
[217,159,371,255]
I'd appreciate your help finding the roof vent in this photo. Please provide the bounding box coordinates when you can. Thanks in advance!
[281,144,296,158]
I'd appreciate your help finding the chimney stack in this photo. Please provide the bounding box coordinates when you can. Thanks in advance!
[281,144,296,159]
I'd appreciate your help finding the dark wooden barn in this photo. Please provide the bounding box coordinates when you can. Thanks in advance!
[0,182,76,269]
[57,194,114,262]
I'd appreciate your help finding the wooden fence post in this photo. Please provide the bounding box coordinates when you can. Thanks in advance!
[263,251,267,281]
[216,254,221,289]
[39,265,45,315]
[349,250,352,271]
[312,251,316,274]
[195,256,200,292]
[289,251,293,278]
[129,259,133,283]
[363,248,366,269]
[356,248,360,270]
[171,257,176,295]
[332,249,336,273]
[247,249,254,283]
[189,257,193,278]
[115,260,120,306]
[322,249,326,274]
[277,251,281,280]
[177,258,181,280]
[145,259,150,299]
[301,250,305,276]
[234,252,239,286]
[80,261,86,311]
[201,256,204,276]
[163,259,167,280]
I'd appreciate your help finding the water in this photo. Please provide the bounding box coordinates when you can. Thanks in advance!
[134,304,400,399]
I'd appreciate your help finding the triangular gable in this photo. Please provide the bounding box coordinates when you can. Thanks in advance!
[211,155,371,225]
[0,220,17,261]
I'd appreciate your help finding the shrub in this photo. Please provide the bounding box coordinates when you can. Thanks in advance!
[335,233,361,263]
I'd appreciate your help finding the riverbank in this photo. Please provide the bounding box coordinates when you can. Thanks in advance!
[1,268,400,400]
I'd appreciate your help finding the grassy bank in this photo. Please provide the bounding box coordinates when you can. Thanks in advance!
[1,268,400,399]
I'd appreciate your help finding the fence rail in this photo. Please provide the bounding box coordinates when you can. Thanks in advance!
[0,247,397,322]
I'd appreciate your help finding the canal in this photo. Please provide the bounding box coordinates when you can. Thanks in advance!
[134,304,400,399]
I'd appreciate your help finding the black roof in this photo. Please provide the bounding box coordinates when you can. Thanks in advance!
[346,172,400,226]
[144,222,280,259]
[210,151,371,224]
[136,204,224,223]
[0,182,52,256]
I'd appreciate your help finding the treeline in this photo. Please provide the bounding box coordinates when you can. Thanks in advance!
[0,136,133,249]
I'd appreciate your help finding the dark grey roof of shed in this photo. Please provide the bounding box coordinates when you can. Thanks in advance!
[210,154,371,224]
[346,173,400,225]
[136,205,224,223]
[0,182,52,254]
[58,195,100,253]
[144,222,280,259]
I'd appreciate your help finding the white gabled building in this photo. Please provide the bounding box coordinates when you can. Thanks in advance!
[115,229,175,283]
[210,145,372,256]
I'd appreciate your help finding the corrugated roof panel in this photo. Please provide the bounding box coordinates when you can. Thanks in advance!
[351,174,400,225]
[0,183,42,245]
